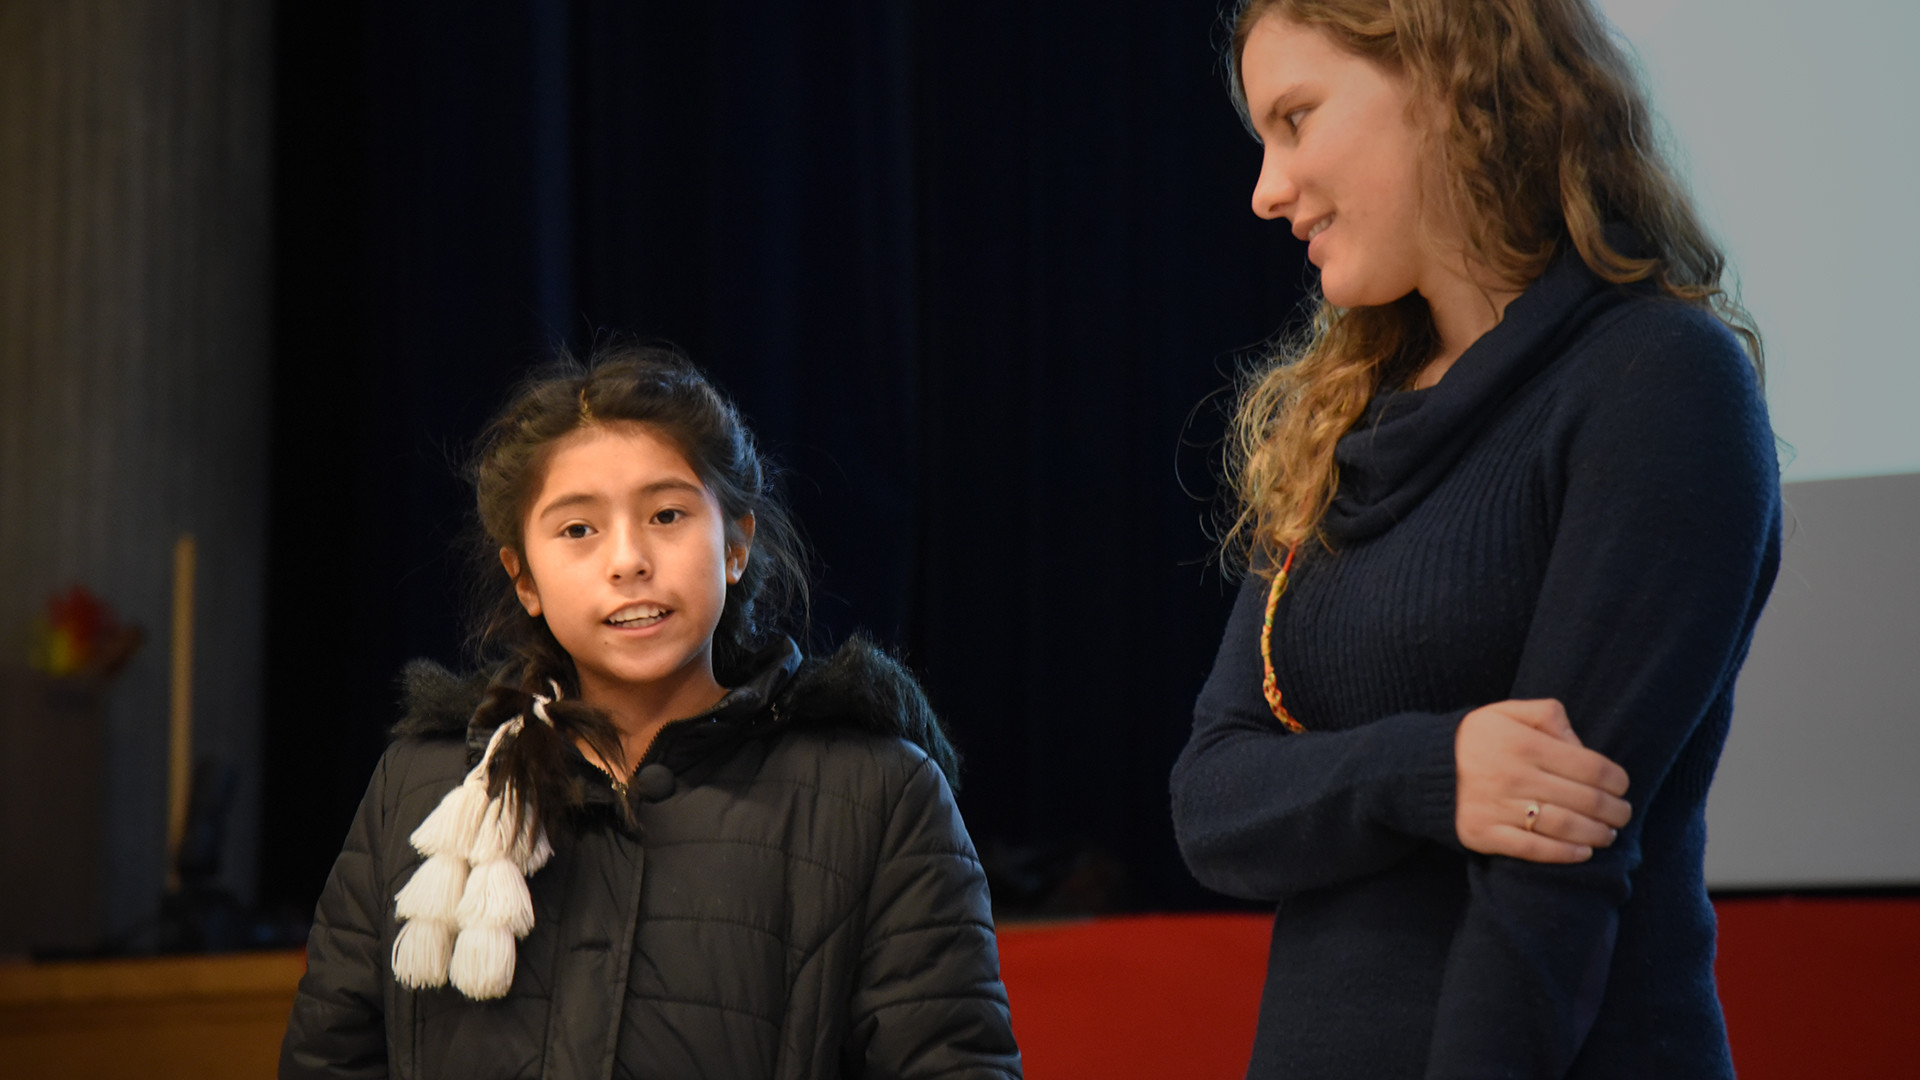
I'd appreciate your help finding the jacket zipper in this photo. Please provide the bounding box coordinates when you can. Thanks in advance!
[599,691,767,799]
[598,715,694,800]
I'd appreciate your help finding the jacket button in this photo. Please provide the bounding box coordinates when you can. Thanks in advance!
[635,763,676,802]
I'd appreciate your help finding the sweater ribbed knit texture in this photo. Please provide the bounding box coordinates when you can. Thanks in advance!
[1171,240,1781,1080]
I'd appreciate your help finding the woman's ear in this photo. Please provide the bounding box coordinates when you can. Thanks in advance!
[500,546,542,617]
[726,512,756,584]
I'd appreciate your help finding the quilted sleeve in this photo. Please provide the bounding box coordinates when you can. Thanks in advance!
[845,753,1022,1079]
[279,746,398,1079]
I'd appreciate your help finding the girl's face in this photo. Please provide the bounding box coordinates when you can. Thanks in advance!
[504,423,751,709]
[1241,16,1439,308]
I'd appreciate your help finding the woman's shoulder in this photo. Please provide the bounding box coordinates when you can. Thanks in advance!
[1542,289,1769,449]
[1561,289,1758,395]
[1525,288,1781,525]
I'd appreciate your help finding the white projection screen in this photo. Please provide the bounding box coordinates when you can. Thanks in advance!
[1596,0,1920,887]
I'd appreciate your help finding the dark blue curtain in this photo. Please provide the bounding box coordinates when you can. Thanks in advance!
[263,0,1308,916]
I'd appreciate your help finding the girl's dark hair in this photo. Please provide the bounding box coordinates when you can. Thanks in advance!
[463,343,809,828]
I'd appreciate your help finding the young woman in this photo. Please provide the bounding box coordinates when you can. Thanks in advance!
[1170,1,1780,1077]
[281,348,1021,1079]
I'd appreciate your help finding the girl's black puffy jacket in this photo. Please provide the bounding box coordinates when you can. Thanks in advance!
[280,638,1021,1080]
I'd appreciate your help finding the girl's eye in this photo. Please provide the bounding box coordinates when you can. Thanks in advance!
[1286,108,1308,132]
[653,508,685,525]
[561,523,592,540]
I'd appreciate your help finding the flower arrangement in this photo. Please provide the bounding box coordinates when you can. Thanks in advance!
[28,585,143,679]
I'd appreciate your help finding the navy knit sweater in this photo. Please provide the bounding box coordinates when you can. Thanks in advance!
[1170,243,1781,1079]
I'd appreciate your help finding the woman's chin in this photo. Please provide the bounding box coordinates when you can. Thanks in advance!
[1318,277,1360,308]
[1318,274,1410,312]
[1312,262,1354,306]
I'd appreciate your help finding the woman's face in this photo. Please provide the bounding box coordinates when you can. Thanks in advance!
[1241,16,1438,309]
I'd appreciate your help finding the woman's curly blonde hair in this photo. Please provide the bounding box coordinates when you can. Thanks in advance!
[1221,0,1761,568]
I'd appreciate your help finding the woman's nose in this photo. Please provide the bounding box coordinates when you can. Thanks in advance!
[1250,145,1295,221]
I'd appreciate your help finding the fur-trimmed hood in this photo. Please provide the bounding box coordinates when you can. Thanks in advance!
[392,634,961,791]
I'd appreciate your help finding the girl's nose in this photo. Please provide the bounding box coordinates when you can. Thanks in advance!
[607,523,650,580]
[1250,145,1295,221]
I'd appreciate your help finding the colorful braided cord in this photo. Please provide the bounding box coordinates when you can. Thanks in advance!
[1260,545,1305,733]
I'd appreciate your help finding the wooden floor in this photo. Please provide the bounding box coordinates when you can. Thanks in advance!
[0,950,305,1080]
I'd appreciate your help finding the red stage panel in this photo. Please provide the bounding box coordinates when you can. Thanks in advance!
[1714,896,1920,1080]
[998,913,1271,1080]
[996,899,1920,1078]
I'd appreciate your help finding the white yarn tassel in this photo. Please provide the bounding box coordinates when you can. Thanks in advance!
[469,791,519,864]
[457,856,536,937]
[409,777,488,858]
[449,924,518,999]
[391,688,561,999]
[516,825,553,875]
[408,715,519,859]
[395,852,469,923]
[392,918,456,988]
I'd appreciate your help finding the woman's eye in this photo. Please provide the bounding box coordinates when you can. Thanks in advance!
[1286,108,1308,131]
[560,523,592,540]
[653,508,685,525]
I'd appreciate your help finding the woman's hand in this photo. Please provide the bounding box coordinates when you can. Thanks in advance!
[1454,699,1632,863]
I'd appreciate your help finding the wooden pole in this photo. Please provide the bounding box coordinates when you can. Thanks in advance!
[165,534,196,891]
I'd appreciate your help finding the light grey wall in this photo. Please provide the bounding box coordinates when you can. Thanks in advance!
[1706,472,1920,888]
[0,0,272,936]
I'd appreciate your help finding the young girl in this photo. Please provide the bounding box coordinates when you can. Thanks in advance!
[1172,1,1778,1078]
[280,348,1021,1079]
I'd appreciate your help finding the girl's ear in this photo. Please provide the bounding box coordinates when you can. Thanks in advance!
[725,512,756,584]
[500,547,542,617]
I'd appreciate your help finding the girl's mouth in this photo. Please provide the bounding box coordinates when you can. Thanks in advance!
[606,604,669,629]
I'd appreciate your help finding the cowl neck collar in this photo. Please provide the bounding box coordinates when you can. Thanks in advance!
[1320,232,1635,544]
